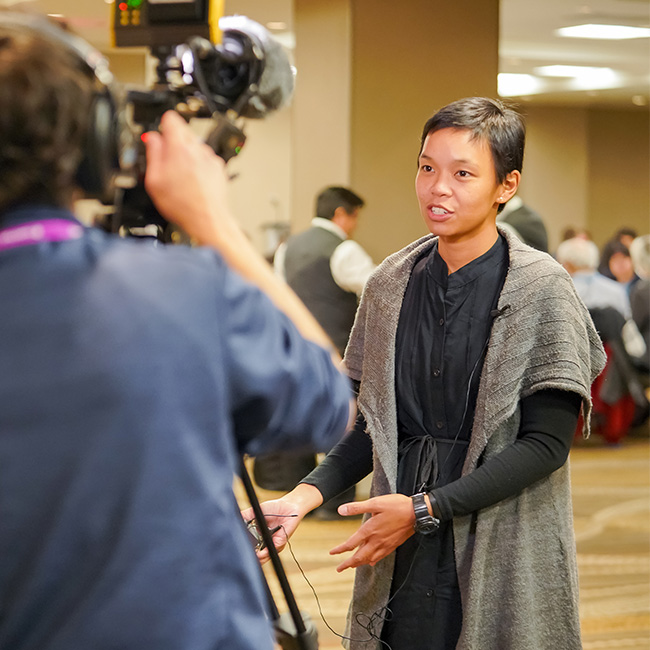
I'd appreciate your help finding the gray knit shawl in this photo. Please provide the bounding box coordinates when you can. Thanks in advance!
[342,229,606,650]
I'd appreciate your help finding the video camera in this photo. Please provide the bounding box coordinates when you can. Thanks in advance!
[107,0,294,240]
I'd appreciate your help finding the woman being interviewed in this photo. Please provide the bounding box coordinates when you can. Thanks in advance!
[251,97,605,650]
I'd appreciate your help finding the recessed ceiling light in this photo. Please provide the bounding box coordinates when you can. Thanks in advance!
[534,65,614,78]
[532,65,620,90]
[556,24,650,40]
[266,22,287,31]
[497,73,542,97]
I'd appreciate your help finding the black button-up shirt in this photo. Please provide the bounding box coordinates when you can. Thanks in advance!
[395,235,508,493]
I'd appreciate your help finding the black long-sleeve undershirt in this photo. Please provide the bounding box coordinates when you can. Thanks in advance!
[301,388,581,521]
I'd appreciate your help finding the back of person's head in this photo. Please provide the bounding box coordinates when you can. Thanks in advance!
[315,186,365,220]
[561,226,591,242]
[0,12,95,213]
[419,97,525,213]
[556,237,600,273]
[615,227,638,247]
[629,235,650,279]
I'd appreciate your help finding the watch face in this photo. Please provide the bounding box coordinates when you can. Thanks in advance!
[416,518,439,534]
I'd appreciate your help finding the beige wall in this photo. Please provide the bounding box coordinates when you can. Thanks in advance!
[290,0,500,264]
[510,105,649,253]
[349,0,499,262]
[106,52,147,85]
[587,108,650,246]
[292,0,353,231]
[226,109,292,256]
[517,105,590,253]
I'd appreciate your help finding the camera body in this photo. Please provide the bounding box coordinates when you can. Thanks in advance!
[113,0,222,49]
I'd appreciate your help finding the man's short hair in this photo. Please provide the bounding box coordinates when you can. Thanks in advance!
[556,237,600,272]
[629,235,650,279]
[0,16,94,212]
[419,97,525,214]
[315,186,365,220]
[616,227,638,241]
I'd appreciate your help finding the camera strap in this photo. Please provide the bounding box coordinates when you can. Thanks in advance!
[0,219,84,252]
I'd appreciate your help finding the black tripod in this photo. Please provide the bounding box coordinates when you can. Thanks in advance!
[239,458,319,650]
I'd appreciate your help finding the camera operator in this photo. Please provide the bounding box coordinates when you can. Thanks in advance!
[0,14,353,650]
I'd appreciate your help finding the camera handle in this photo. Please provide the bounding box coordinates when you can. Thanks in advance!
[239,457,319,650]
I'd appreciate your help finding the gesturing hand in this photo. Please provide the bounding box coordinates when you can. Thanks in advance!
[329,494,415,572]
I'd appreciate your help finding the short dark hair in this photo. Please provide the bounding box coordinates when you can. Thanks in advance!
[419,97,525,212]
[615,227,638,241]
[315,186,365,220]
[0,19,94,212]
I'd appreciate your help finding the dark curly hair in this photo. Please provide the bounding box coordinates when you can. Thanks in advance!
[0,20,94,213]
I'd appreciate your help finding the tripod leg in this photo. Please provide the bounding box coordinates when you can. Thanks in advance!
[239,457,319,650]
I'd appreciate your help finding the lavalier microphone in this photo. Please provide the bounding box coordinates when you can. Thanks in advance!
[490,304,511,319]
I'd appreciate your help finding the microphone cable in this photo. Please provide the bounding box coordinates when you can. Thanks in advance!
[280,524,426,650]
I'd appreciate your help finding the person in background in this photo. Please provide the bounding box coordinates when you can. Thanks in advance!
[0,13,353,650]
[599,228,639,289]
[274,186,375,354]
[557,237,632,320]
[628,235,650,368]
[247,97,605,650]
[255,186,376,518]
[601,240,639,296]
[496,195,549,252]
[558,237,647,434]
[614,227,638,251]
[560,226,592,242]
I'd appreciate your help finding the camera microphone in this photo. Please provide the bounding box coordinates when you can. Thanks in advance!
[193,16,294,120]
[220,16,295,119]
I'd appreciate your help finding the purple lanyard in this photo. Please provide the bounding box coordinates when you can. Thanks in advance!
[0,219,84,252]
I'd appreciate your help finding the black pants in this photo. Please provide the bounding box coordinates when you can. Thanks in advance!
[380,521,462,650]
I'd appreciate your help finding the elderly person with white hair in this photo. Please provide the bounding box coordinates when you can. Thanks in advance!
[556,237,631,319]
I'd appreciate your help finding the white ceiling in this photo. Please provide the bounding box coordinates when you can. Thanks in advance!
[500,0,649,107]
[2,0,649,108]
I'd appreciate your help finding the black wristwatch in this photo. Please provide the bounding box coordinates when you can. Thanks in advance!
[411,492,440,535]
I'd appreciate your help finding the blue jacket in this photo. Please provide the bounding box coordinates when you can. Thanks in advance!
[0,205,351,650]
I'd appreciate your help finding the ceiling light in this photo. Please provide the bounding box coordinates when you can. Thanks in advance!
[532,65,620,91]
[569,69,621,91]
[534,65,615,78]
[556,24,650,40]
[632,95,648,106]
[497,73,542,97]
[266,22,287,31]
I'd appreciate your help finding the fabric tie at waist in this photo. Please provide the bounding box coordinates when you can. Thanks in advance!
[397,434,469,495]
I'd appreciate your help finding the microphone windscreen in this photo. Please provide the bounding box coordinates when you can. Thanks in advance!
[219,15,294,119]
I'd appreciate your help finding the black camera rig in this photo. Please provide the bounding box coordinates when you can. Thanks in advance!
[106,0,294,240]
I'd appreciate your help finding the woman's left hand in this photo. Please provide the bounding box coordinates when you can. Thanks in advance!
[329,494,415,572]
